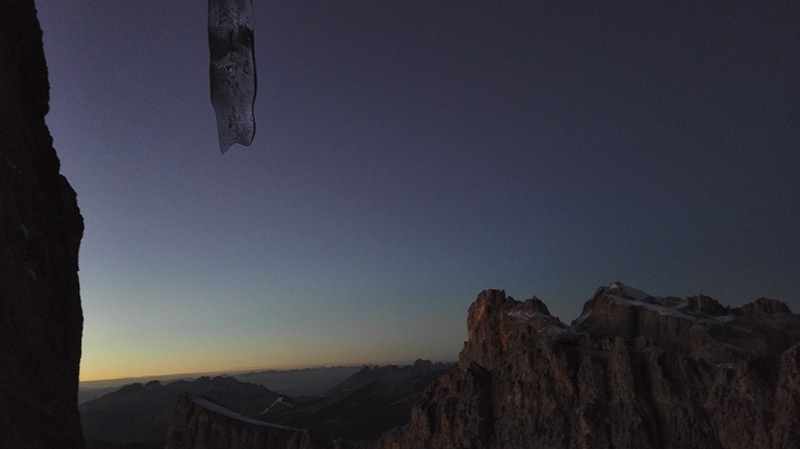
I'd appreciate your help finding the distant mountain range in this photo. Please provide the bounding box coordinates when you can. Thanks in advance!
[80,376,283,446]
[326,359,453,394]
[80,360,454,447]
[79,365,365,404]
[265,360,454,441]
[233,365,365,397]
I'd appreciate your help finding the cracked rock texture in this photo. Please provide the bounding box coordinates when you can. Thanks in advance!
[374,284,800,449]
[0,1,85,448]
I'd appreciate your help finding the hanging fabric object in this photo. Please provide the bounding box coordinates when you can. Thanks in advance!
[208,0,256,153]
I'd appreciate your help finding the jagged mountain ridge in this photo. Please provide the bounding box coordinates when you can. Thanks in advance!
[573,282,800,363]
[374,283,800,449]
[327,359,455,394]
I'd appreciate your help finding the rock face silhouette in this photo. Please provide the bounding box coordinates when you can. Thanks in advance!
[0,1,84,448]
[375,284,800,449]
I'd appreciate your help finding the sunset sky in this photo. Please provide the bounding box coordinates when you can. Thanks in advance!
[36,1,799,382]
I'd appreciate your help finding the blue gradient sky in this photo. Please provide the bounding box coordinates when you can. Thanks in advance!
[36,1,799,381]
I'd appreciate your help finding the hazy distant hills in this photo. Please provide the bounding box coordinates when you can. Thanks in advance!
[80,376,283,445]
[79,365,363,404]
[80,361,453,447]
[327,359,454,394]
[234,365,363,397]
[265,361,454,441]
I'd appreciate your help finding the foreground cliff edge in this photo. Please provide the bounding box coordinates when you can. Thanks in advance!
[1,2,85,448]
[166,283,800,449]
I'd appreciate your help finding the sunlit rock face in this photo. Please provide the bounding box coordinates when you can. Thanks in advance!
[0,1,84,448]
[375,284,800,449]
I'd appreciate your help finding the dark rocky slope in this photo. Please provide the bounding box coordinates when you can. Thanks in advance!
[165,394,364,449]
[375,284,800,449]
[0,1,85,448]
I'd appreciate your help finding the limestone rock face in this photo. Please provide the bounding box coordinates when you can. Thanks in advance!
[573,283,800,364]
[375,284,800,449]
[0,1,85,448]
[165,394,361,449]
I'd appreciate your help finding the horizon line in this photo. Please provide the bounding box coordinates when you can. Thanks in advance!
[79,358,458,385]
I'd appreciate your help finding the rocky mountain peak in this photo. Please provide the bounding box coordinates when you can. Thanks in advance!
[572,281,798,364]
[376,284,800,449]
[686,294,727,316]
[461,289,564,370]
[741,297,792,315]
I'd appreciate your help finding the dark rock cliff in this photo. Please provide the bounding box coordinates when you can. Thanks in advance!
[375,284,800,449]
[0,1,84,448]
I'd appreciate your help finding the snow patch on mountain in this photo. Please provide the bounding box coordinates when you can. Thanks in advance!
[189,395,295,430]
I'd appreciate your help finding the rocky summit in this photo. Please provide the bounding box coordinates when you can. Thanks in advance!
[374,284,800,449]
